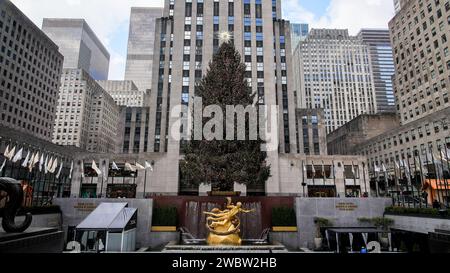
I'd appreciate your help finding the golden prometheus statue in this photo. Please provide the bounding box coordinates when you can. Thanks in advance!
[204,197,254,246]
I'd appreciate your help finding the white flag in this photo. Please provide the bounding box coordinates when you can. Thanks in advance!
[145,161,154,172]
[3,145,10,157]
[395,161,400,170]
[12,148,23,163]
[374,164,380,173]
[112,161,120,170]
[125,162,136,172]
[47,157,54,173]
[44,155,49,174]
[6,146,16,160]
[22,150,31,167]
[382,163,387,173]
[92,160,102,175]
[302,162,307,173]
[102,163,107,181]
[69,161,74,179]
[50,158,58,173]
[30,152,40,171]
[441,149,449,162]
[0,159,6,172]
[311,163,316,175]
[352,164,356,176]
[56,162,63,179]
[81,161,85,178]
[135,162,145,170]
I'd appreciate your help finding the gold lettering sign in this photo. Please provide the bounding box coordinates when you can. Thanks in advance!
[74,203,97,212]
[336,202,358,211]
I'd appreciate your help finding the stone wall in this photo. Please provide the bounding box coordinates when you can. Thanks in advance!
[387,214,450,234]
[54,198,153,248]
[295,198,392,248]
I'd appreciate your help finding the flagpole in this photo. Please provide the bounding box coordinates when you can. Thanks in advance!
[394,161,400,206]
[406,155,415,208]
[332,160,337,197]
[374,163,380,197]
[444,147,450,206]
[417,152,426,207]
[312,161,315,186]
[430,150,443,206]
[100,161,105,199]
[413,151,422,208]
[424,152,435,205]
[302,161,306,198]
[143,169,147,199]
[362,162,367,198]
[438,148,449,208]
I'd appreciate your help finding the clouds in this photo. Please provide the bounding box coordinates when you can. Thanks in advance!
[283,0,395,34]
[10,0,164,80]
[10,0,395,80]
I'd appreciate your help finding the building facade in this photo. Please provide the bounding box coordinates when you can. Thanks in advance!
[53,69,120,153]
[97,80,149,107]
[0,0,64,142]
[42,18,110,80]
[290,23,309,52]
[293,29,378,134]
[295,108,328,156]
[358,29,396,113]
[124,7,163,92]
[121,107,151,154]
[327,113,400,155]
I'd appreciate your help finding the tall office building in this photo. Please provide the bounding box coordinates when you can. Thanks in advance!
[124,7,163,92]
[358,29,396,113]
[328,0,450,195]
[293,29,377,134]
[290,23,309,52]
[53,69,120,153]
[393,0,410,13]
[0,0,64,141]
[42,18,110,80]
[97,80,149,107]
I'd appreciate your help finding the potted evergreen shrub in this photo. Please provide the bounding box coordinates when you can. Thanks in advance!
[151,206,178,232]
[314,217,332,250]
[358,217,394,248]
[271,207,297,232]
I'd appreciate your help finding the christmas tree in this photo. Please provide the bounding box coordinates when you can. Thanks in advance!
[180,40,270,192]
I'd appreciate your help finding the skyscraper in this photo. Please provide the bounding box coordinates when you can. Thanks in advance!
[290,23,309,52]
[293,29,377,134]
[358,29,396,113]
[0,0,64,141]
[42,18,110,80]
[97,80,149,107]
[124,7,163,92]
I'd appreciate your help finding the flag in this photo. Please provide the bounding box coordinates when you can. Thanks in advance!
[91,160,102,175]
[12,148,23,163]
[44,156,50,174]
[351,164,356,176]
[102,163,107,181]
[112,161,120,171]
[311,163,316,176]
[145,161,154,172]
[47,157,54,173]
[69,161,74,179]
[125,162,136,172]
[135,162,146,170]
[395,161,400,170]
[374,164,380,174]
[80,161,85,178]
[0,159,6,172]
[3,145,10,157]
[55,162,63,179]
[21,150,31,167]
[50,158,58,173]
[382,163,387,173]
[302,161,307,173]
[441,149,449,162]
[6,145,16,160]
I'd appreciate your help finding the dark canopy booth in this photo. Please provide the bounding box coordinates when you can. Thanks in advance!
[75,202,137,252]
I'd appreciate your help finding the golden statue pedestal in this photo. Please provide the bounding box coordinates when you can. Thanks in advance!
[204,197,253,246]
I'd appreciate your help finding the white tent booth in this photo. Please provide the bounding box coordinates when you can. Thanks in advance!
[75,202,138,253]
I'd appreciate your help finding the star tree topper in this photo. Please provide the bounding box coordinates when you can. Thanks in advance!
[218,31,233,44]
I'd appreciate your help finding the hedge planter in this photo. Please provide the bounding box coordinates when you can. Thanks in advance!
[151,226,177,232]
[272,226,298,232]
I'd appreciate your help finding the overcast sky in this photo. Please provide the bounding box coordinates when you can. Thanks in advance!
[10,0,395,80]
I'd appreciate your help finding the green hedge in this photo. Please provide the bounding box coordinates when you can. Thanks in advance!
[152,206,178,226]
[385,206,450,218]
[0,205,61,216]
[272,207,297,227]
